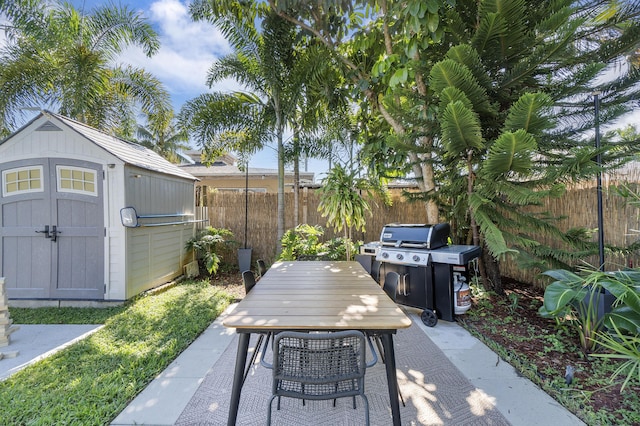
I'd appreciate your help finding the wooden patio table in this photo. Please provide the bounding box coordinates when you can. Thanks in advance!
[223,260,412,426]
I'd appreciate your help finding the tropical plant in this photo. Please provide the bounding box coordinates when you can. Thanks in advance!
[278,224,325,261]
[591,269,640,392]
[316,164,386,260]
[539,269,613,353]
[425,0,640,293]
[135,110,190,163]
[540,268,640,355]
[186,227,237,275]
[323,237,358,261]
[0,0,171,137]
[269,0,453,224]
[592,321,640,392]
[278,224,358,261]
[267,0,640,295]
[182,3,337,248]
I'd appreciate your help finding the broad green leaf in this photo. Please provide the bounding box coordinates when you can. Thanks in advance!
[605,307,640,334]
[472,204,515,257]
[389,67,408,87]
[542,269,582,284]
[427,12,439,32]
[439,86,474,111]
[542,281,581,313]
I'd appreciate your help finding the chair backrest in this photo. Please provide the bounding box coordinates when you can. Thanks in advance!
[271,330,367,401]
[370,261,381,284]
[242,270,256,293]
[382,271,400,302]
[256,259,267,277]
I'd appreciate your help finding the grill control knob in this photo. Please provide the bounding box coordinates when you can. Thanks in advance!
[396,253,404,260]
[413,255,421,262]
[381,252,389,259]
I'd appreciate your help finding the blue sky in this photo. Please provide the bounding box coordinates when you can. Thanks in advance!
[68,0,331,178]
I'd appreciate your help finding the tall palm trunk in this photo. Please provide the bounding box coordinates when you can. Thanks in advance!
[293,129,300,226]
[276,100,286,253]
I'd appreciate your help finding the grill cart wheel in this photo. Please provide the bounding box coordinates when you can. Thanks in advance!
[421,309,438,327]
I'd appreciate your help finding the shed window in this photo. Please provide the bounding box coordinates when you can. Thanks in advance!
[2,166,44,196]
[56,166,97,196]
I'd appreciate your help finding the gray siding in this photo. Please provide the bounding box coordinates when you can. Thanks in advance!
[123,166,195,298]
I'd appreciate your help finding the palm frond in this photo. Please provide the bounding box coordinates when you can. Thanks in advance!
[440,101,484,155]
[429,59,492,113]
[482,130,537,179]
[503,92,554,135]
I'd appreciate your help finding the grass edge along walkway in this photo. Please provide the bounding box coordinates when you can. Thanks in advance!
[0,280,234,426]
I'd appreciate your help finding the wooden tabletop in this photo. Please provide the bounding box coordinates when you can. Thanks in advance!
[223,261,412,331]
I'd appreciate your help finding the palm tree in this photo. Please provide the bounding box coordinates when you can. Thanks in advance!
[135,110,191,163]
[317,165,372,261]
[182,3,335,246]
[0,0,171,137]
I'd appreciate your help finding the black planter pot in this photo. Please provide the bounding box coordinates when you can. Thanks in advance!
[238,248,252,274]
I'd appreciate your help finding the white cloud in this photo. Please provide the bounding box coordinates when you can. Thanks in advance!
[120,0,235,105]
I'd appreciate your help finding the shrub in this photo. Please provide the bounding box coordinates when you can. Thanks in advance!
[186,227,237,275]
[278,225,359,261]
[279,224,325,261]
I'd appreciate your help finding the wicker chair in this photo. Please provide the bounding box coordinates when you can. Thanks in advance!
[256,259,267,277]
[382,271,400,301]
[370,261,381,284]
[242,270,257,294]
[264,330,370,425]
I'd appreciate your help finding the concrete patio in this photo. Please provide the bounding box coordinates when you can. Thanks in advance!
[110,304,586,425]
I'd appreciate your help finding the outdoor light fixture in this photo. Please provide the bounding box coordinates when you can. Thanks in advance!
[120,207,139,228]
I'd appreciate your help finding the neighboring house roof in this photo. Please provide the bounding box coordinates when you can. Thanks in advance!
[1,110,197,181]
[178,151,314,182]
[181,164,314,180]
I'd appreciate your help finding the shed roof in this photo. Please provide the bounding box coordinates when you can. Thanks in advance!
[3,111,197,181]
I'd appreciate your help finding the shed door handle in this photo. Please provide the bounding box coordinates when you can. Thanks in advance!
[50,225,61,242]
[35,225,51,238]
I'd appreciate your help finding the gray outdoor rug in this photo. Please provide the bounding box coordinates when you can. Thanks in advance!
[176,320,510,425]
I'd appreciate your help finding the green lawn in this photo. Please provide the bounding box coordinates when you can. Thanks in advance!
[1,280,234,426]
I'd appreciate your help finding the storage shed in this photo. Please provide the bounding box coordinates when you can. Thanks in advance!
[0,111,198,303]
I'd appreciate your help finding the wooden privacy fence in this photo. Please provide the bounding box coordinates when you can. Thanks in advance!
[206,189,428,265]
[206,176,640,286]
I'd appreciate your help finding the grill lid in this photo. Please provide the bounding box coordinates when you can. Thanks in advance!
[380,223,450,250]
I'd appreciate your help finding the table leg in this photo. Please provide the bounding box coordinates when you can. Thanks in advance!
[227,332,251,426]
[380,333,401,426]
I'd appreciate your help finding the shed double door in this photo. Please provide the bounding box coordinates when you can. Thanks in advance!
[0,158,104,300]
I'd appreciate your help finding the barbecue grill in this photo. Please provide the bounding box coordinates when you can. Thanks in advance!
[358,223,481,327]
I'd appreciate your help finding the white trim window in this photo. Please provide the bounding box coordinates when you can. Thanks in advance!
[56,166,97,196]
[2,166,44,197]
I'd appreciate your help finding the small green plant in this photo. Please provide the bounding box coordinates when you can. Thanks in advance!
[591,322,640,392]
[539,269,612,353]
[186,227,236,275]
[278,224,325,261]
[507,292,520,315]
[589,271,640,392]
[322,237,358,260]
[540,268,640,355]
[278,225,359,262]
